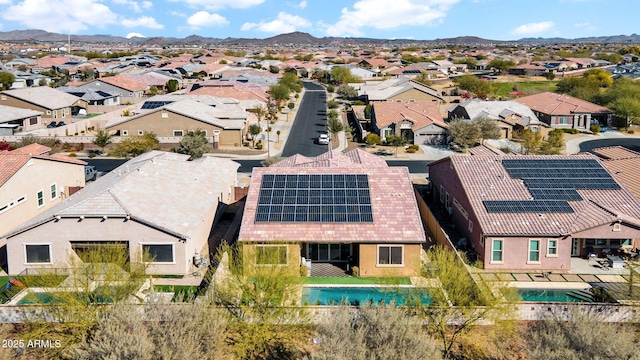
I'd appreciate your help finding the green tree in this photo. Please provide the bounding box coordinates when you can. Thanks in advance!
[175,129,211,160]
[539,129,564,154]
[336,84,358,99]
[607,96,640,127]
[0,71,16,90]
[268,83,291,109]
[327,110,344,144]
[109,132,160,158]
[452,74,493,99]
[279,72,302,93]
[474,118,502,144]
[517,128,542,154]
[311,305,442,360]
[414,73,431,86]
[212,243,310,359]
[386,133,408,157]
[447,119,481,149]
[148,85,159,96]
[252,105,267,127]
[92,129,113,153]
[418,246,513,359]
[248,123,262,148]
[583,68,613,88]
[365,133,381,147]
[544,71,556,81]
[330,66,358,85]
[166,79,179,93]
[487,59,516,73]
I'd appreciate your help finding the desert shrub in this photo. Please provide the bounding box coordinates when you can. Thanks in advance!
[88,153,96,158]
[406,148,417,153]
[590,124,601,134]
[68,152,77,157]
[351,266,359,277]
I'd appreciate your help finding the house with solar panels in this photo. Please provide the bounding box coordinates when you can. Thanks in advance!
[237,149,426,277]
[428,154,640,271]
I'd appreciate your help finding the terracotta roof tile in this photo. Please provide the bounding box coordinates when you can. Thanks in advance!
[372,101,446,130]
[10,143,50,155]
[513,92,611,115]
[95,76,148,92]
[592,145,640,160]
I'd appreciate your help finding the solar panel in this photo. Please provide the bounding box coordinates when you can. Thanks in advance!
[141,100,174,109]
[483,200,574,213]
[255,174,374,223]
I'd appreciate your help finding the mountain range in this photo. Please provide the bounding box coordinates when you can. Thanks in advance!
[1,30,640,46]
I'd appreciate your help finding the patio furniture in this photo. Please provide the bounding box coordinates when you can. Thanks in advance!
[607,255,624,269]
[586,246,597,259]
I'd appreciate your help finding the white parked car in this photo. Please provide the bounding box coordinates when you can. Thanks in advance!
[317,133,330,145]
[85,165,97,182]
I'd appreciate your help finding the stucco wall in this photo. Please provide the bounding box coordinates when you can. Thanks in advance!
[358,243,421,277]
[0,158,85,237]
[5,217,188,276]
[107,110,244,146]
[483,236,571,271]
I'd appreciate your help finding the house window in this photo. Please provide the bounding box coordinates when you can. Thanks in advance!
[255,245,287,265]
[613,223,621,232]
[201,130,208,136]
[50,184,57,200]
[491,239,503,263]
[46,110,51,115]
[25,244,51,263]
[173,130,184,137]
[529,240,541,263]
[377,245,403,266]
[142,244,174,263]
[610,239,632,247]
[53,110,57,119]
[29,118,38,126]
[559,116,569,125]
[122,130,129,136]
[37,190,44,207]
[468,220,473,232]
[137,130,143,136]
[547,239,558,256]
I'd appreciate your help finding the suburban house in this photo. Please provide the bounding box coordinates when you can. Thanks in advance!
[447,99,550,139]
[0,87,87,121]
[57,86,121,106]
[237,149,426,277]
[428,154,640,271]
[103,97,248,148]
[77,76,148,102]
[3,151,240,276]
[0,104,43,134]
[0,144,86,239]
[354,77,443,103]
[592,146,640,201]
[513,92,613,131]
[370,101,449,145]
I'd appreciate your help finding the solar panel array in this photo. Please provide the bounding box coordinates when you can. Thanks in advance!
[141,100,174,109]
[255,174,374,223]
[482,158,619,214]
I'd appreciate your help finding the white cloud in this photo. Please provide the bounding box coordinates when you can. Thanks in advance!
[121,16,164,29]
[171,10,187,17]
[126,32,146,38]
[298,0,307,8]
[187,11,229,29]
[2,0,119,33]
[512,21,555,35]
[111,0,150,12]
[241,11,311,33]
[325,0,461,37]
[142,1,152,8]
[574,22,597,31]
[169,0,265,11]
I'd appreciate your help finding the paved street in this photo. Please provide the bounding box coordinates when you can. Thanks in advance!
[281,81,331,158]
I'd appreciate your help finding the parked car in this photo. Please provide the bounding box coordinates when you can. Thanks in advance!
[317,133,330,145]
[46,122,57,128]
[84,165,97,182]
[56,121,66,127]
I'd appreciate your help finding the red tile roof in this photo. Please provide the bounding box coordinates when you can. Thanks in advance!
[439,154,640,236]
[10,143,50,155]
[513,92,611,116]
[372,101,447,130]
[592,146,640,160]
[238,149,425,244]
[594,146,640,201]
[95,76,148,92]
[0,153,30,186]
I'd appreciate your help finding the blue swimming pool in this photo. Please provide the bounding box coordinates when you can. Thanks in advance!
[302,287,431,306]
[516,288,593,303]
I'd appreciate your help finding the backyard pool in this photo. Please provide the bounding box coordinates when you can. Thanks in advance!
[302,287,431,306]
[515,288,593,303]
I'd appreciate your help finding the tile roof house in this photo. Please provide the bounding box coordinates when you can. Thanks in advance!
[78,76,148,100]
[57,86,121,106]
[238,149,426,277]
[104,97,248,148]
[3,151,239,276]
[513,92,612,131]
[354,77,443,103]
[0,144,86,238]
[371,101,449,145]
[447,99,550,139]
[428,154,640,271]
[0,87,87,121]
[0,104,43,134]
[593,146,640,201]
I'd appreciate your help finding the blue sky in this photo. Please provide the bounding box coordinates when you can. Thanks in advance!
[0,0,635,41]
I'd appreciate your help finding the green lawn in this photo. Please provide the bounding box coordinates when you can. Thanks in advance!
[0,276,10,289]
[303,277,412,285]
[492,80,559,99]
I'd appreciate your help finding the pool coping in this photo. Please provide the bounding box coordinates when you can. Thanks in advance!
[507,281,591,290]
[302,284,418,288]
